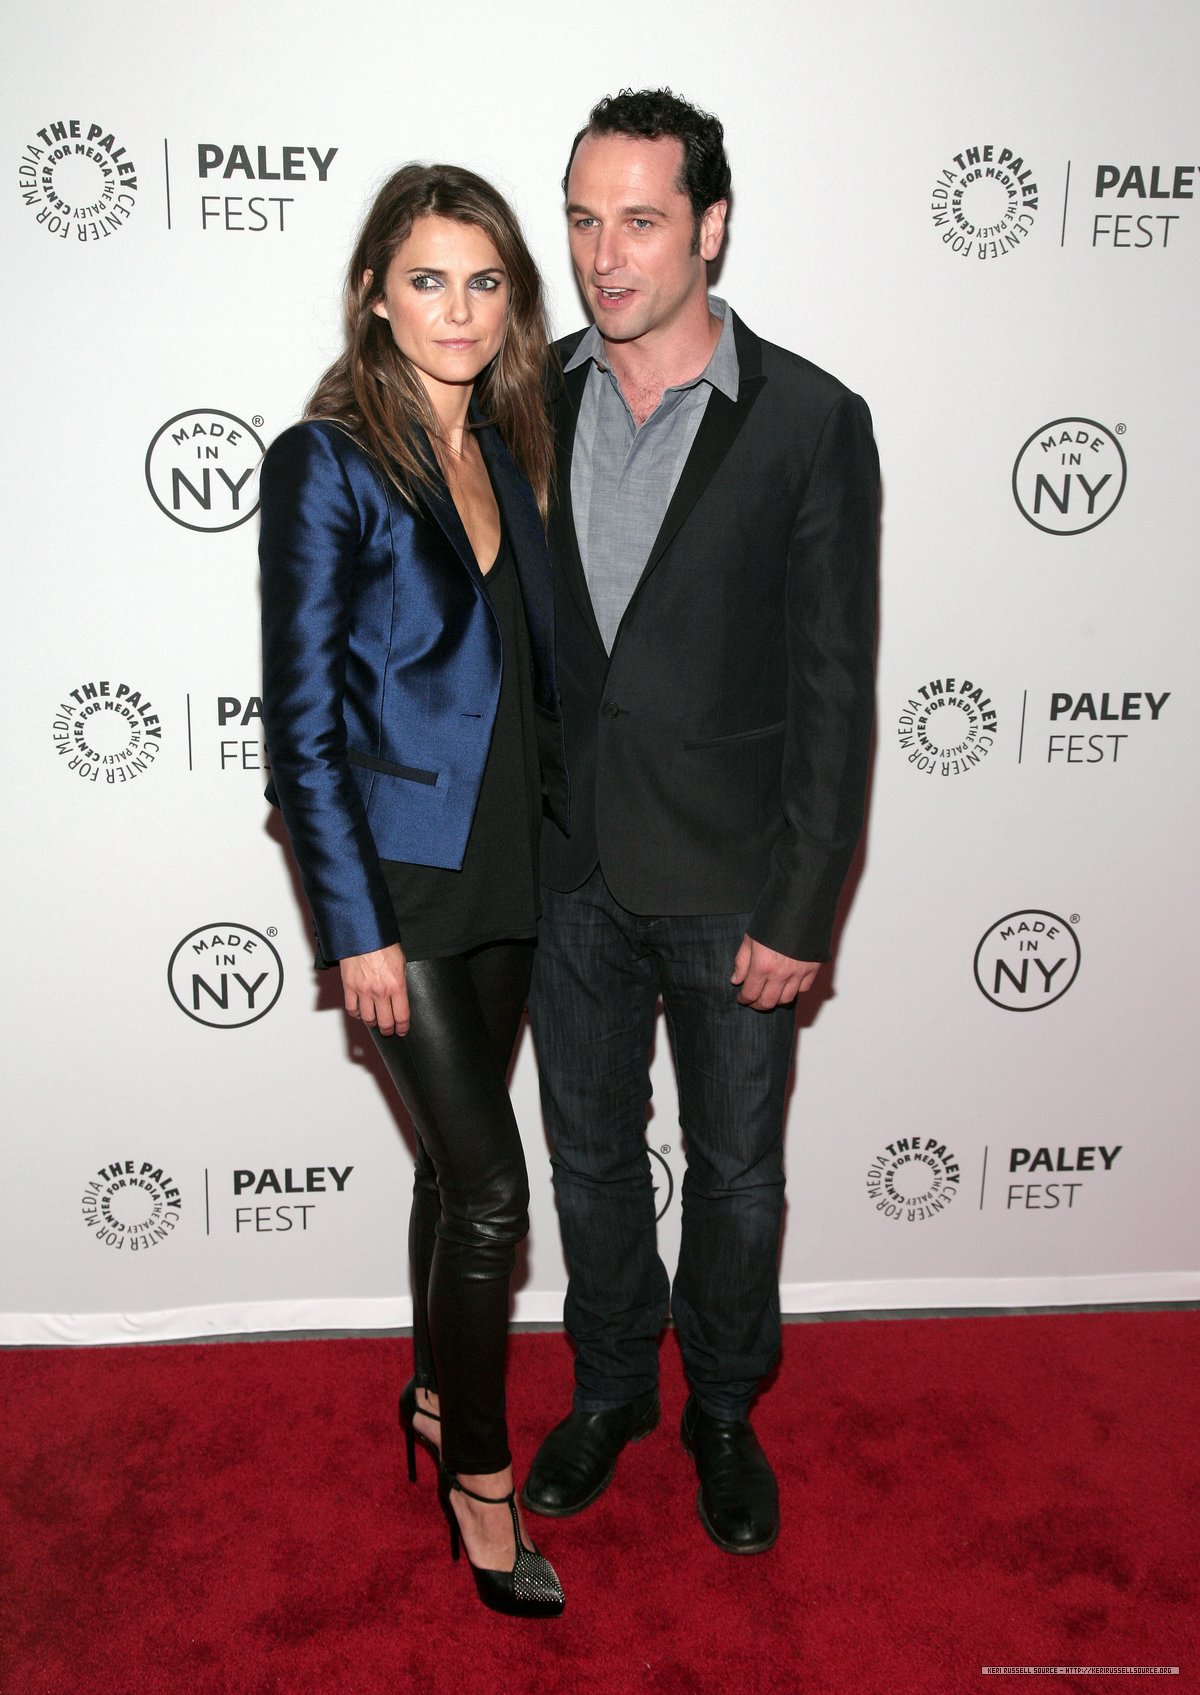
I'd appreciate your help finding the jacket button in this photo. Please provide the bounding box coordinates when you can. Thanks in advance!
[603,701,622,718]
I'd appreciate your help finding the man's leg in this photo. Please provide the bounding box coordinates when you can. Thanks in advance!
[659,911,795,1414]
[523,869,665,1514]
[527,868,668,1407]
[657,910,796,1551]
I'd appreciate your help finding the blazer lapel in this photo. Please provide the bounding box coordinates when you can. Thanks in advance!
[414,425,485,582]
[551,354,608,657]
[475,417,557,703]
[635,313,765,590]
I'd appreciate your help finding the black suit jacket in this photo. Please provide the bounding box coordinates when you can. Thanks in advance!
[541,311,878,961]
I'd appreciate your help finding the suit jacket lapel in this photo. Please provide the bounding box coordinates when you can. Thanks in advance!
[550,352,608,657]
[635,313,765,589]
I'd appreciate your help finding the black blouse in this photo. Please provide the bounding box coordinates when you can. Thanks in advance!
[379,525,542,960]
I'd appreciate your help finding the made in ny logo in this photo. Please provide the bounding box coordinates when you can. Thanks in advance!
[974,911,1081,1011]
[931,142,1038,260]
[51,679,163,785]
[649,1146,675,1222]
[18,117,139,241]
[1012,419,1127,535]
[81,1160,182,1252]
[146,410,265,531]
[168,924,283,1028]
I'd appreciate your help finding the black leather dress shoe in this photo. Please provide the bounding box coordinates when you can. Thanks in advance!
[680,1395,779,1554]
[520,1389,660,1517]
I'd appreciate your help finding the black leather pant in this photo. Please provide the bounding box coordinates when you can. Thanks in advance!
[370,940,534,1475]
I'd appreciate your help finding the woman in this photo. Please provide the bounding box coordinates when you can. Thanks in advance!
[259,164,568,1618]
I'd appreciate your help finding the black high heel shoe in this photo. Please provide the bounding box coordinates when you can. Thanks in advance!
[439,1465,565,1618]
[398,1378,441,1483]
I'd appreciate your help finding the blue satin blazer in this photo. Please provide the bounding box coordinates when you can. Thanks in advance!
[259,416,568,964]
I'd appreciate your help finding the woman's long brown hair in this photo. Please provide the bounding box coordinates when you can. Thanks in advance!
[307,163,553,519]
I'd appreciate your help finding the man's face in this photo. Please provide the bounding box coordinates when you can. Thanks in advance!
[565,131,726,346]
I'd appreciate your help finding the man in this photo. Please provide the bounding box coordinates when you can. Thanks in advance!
[523,89,878,1554]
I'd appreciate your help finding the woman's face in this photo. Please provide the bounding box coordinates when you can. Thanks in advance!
[370,215,508,407]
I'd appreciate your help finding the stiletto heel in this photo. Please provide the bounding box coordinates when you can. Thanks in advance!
[438,1465,565,1618]
[398,1378,440,1483]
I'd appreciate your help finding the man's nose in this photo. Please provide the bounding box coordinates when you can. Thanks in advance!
[592,227,624,275]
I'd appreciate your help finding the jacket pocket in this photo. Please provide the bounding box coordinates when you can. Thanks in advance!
[682,719,786,751]
[346,748,439,787]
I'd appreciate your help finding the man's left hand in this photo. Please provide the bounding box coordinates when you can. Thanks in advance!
[731,934,821,1010]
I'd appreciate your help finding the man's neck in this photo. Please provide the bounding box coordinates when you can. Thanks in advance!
[601,300,721,408]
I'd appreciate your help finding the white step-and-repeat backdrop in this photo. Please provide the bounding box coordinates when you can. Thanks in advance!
[4,0,1197,1343]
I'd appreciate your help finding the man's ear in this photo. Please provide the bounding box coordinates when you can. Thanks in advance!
[698,200,727,263]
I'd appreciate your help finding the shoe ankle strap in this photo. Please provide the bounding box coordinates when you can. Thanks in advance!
[445,1471,514,1507]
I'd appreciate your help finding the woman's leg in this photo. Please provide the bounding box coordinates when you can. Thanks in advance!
[371,941,534,1474]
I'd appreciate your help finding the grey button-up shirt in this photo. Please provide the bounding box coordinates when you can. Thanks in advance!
[566,294,740,653]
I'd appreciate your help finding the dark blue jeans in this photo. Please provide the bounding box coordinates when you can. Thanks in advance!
[527,867,796,1423]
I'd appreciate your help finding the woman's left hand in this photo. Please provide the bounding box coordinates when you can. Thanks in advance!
[339,943,410,1036]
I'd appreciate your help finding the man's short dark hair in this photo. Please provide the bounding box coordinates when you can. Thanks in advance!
[563,88,732,224]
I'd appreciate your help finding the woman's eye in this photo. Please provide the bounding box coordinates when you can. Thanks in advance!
[411,274,441,292]
[471,276,500,292]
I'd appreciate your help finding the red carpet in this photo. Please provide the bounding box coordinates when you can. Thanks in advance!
[2,1312,1196,1694]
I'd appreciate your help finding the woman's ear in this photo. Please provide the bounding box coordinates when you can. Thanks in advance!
[363,268,390,321]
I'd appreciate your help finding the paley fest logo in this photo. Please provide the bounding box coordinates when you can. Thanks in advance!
[998,1142,1123,1213]
[213,693,268,774]
[82,1160,182,1252]
[18,117,138,241]
[1012,419,1127,534]
[974,911,1081,1011]
[866,1137,961,1223]
[52,679,163,785]
[1091,162,1196,250]
[931,143,1038,260]
[165,141,338,233]
[146,410,265,531]
[1022,689,1171,767]
[232,1165,353,1234]
[168,924,283,1028]
[898,675,998,775]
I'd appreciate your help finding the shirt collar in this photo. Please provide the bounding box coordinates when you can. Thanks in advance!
[563,294,739,401]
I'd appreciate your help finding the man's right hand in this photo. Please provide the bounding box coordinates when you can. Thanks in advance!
[339,943,410,1037]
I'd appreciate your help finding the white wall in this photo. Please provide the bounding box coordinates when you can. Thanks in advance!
[4,0,1197,1343]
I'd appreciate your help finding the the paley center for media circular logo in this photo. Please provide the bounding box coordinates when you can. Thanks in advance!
[18,118,139,241]
[974,910,1081,1011]
[931,142,1039,259]
[897,676,998,776]
[866,1137,961,1223]
[168,924,283,1028]
[51,679,163,785]
[81,1160,182,1252]
[1012,419,1127,535]
[146,410,265,532]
